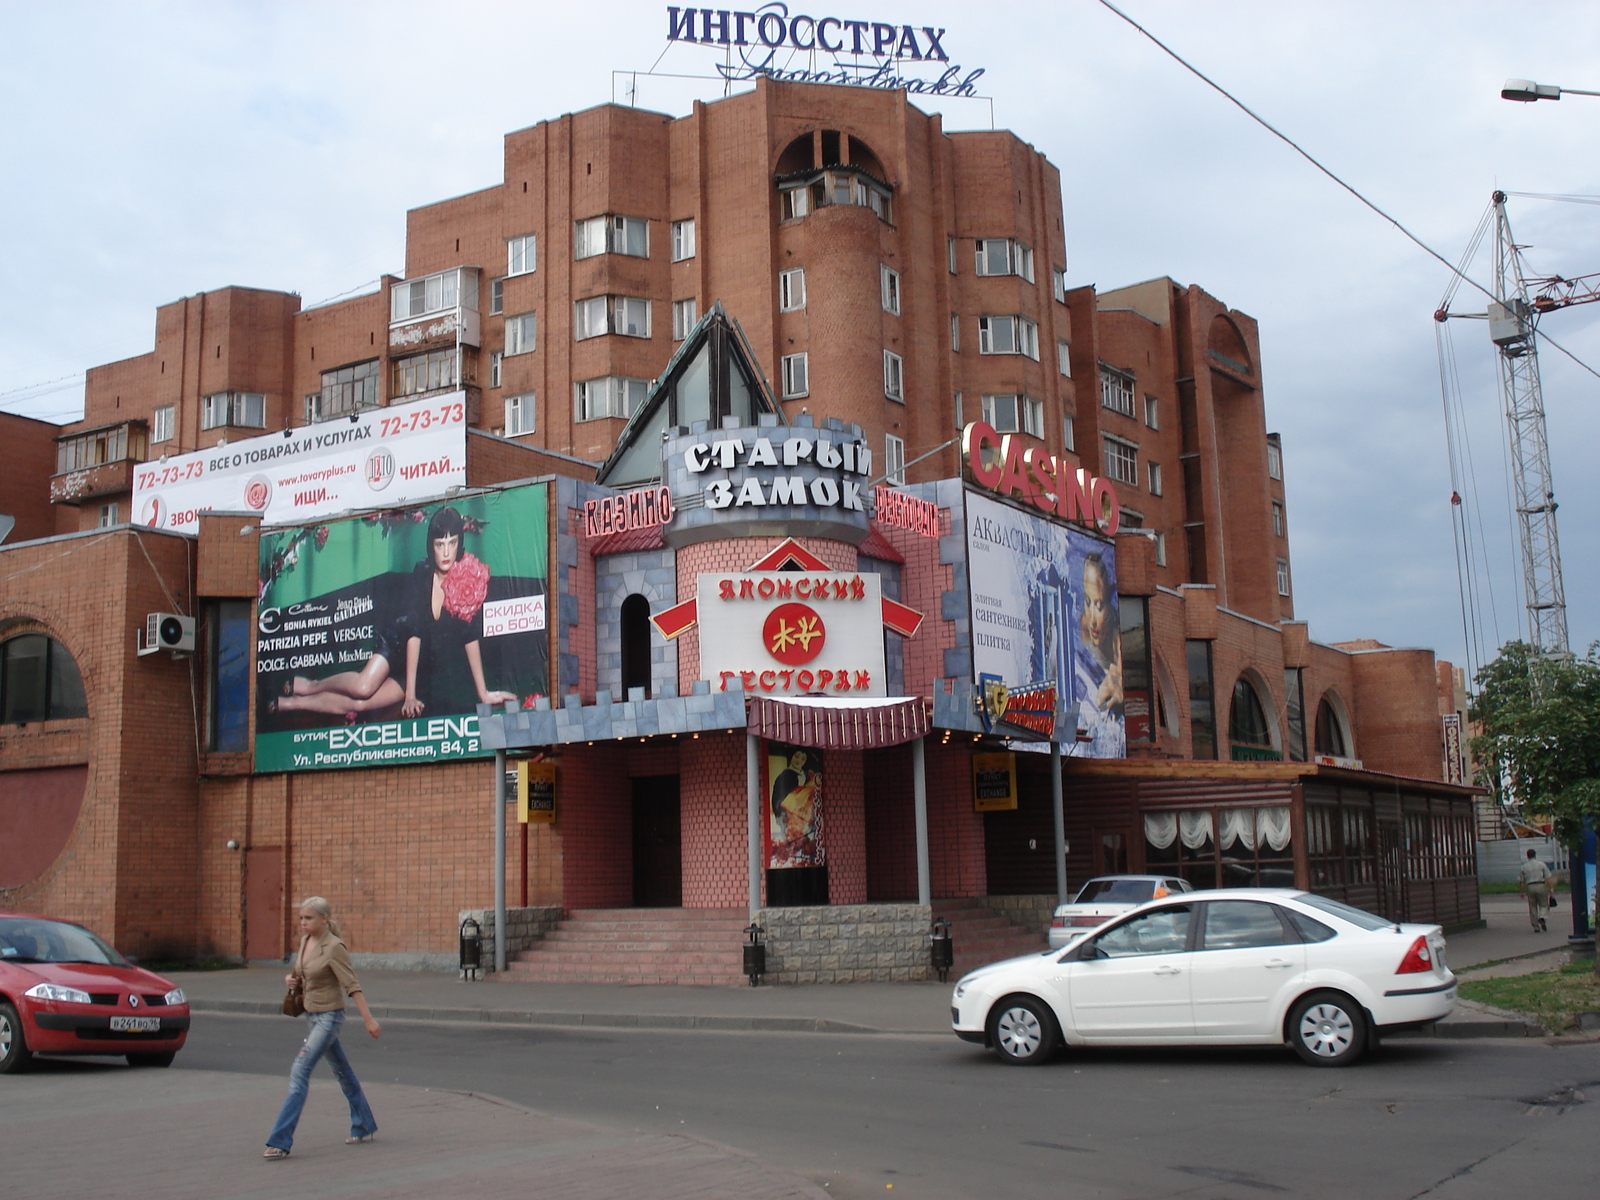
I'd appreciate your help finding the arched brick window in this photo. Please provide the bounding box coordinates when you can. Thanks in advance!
[1,634,86,724]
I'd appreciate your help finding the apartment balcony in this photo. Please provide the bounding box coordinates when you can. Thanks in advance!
[389,266,480,351]
[51,421,146,505]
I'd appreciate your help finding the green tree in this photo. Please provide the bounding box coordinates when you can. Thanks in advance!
[1470,640,1600,847]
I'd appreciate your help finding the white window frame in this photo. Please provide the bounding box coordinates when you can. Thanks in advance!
[880,264,901,315]
[672,298,698,342]
[574,376,648,422]
[954,391,964,429]
[1057,339,1072,377]
[201,391,265,431]
[977,315,1039,360]
[1277,558,1291,596]
[1272,501,1285,538]
[505,311,537,356]
[574,295,650,340]
[1102,435,1138,486]
[883,350,903,402]
[390,267,475,322]
[1063,414,1075,452]
[1267,442,1283,480]
[779,267,806,312]
[506,233,536,276]
[1100,366,1136,417]
[948,237,958,274]
[1052,266,1067,303]
[950,313,960,353]
[1021,395,1044,438]
[781,352,809,398]
[504,393,536,436]
[98,502,118,528]
[781,185,810,221]
[884,433,906,485]
[489,278,504,315]
[489,350,502,389]
[151,405,174,444]
[614,295,650,338]
[981,393,1020,433]
[1154,531,1167,567]
[575,214,648,260]
[1147,461,1163,496]
[671,219,695,262]
[975,238,1034,281]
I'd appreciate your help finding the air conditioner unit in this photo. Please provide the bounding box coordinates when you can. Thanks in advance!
[140,612,195,657]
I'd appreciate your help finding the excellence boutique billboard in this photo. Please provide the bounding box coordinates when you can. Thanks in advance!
[965,490,1124,757]
[133,392,467,534]
[254,483,549,772]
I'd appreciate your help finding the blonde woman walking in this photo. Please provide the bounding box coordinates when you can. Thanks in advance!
[263,897,380,1160]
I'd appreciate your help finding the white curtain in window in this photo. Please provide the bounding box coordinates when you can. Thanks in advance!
[1219,808,1256,850]
[1257,806,1292,853]
[1143,812,1177,850]
[1179,810,1214,849]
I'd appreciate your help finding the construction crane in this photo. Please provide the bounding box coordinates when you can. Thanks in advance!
[1437,190,1600,661]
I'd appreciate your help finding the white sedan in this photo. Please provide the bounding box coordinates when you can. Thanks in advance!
[951,889,1455,1067]
[1048,875,1194,949]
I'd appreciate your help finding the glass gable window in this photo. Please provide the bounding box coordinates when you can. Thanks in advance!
[1,635,87,724]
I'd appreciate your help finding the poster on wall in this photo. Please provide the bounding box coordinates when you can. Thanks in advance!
[132,392,468,535]
[254,483,549,773]
[767,743,824,868]
[965,490,1124,757]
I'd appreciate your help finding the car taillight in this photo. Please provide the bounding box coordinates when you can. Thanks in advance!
[1071,916,1102,927]
[1396,936,1434,974]
[1049,916,1066,928]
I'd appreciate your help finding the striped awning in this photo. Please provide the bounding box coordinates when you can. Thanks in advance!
[746,695,930,749]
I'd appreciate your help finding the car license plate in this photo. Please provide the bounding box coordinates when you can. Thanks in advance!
[110,1016,161,1032]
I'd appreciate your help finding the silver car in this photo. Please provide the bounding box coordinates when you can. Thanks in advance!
[1048,875,1194,949]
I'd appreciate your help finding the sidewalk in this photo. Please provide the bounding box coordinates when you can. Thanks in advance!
[14,1067,828,1200]
[170,892,1577,1041]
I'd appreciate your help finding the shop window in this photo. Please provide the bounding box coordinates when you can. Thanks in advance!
[0,635,87,724]
[151,405,175,444]
[1186,639,1215,759]
[506,233,536,276]
[1144,806,1293,890]
[207,601,249,753]
[1315,697,1348,757]
[1120,596,1154,744]
[620,594,652,699]
[505,312,537,356]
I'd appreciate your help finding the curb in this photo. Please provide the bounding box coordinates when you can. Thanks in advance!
[189,999,890,1035]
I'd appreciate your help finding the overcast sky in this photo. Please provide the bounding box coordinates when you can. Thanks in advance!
[2,0,1597,677]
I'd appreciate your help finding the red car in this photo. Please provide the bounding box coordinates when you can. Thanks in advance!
[0,912,190,1072]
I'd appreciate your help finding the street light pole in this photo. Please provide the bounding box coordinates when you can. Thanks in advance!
[1501,78,1600,102]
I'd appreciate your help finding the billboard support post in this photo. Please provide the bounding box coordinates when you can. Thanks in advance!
[747,733,762,921]
[494,748,506,974]
[1051,741,1067,905]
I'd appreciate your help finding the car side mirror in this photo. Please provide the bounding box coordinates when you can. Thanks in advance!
[1077,941,1107,961]
[124,954,140,965]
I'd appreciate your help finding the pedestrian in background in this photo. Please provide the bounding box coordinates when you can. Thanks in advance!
[1518,848,1553,933]
[263,897,381,1160]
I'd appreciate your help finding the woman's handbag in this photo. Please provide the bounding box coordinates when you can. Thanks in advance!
[281,936,307,1016]
[1549,894,1558,910]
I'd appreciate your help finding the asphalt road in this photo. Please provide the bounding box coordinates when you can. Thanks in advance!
[149,1013,1600,1199]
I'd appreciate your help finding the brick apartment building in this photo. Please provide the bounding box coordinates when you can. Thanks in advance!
[0,79,1477,979]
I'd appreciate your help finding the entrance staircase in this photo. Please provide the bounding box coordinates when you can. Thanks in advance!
[499,907,750,986]
[934,899,1049,977]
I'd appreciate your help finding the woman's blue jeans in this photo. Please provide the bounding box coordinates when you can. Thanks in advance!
[266,1009,377,1150]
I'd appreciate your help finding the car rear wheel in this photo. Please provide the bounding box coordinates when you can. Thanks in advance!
[127,1052,176,1068]
[988,996,1059,1066]
[0,1002,34,1074]
[1288,991,1367,1067]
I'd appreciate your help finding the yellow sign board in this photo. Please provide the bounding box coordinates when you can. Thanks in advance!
[517,761,557,824]
[972,751,1017,812]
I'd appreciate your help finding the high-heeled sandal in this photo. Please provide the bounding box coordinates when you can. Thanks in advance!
[263,1147,291,1160]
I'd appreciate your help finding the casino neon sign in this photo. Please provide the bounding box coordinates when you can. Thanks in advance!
[961,421,1121,534]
